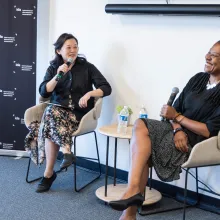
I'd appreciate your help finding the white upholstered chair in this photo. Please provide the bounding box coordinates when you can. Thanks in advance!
[140,132,220,220]
[24,97,103,192]
[181,133,220,220]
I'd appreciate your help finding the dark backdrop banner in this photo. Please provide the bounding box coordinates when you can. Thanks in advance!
[0,0,37,151]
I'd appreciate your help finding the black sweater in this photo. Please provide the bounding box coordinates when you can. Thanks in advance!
[39,58,112,121]
[173,72,220,146]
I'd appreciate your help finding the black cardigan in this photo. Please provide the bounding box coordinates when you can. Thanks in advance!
[39,58,112,121]
[173,72,220,146]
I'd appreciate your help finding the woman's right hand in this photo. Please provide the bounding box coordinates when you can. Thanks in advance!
[173,131,189,153]
[57,63,71,75]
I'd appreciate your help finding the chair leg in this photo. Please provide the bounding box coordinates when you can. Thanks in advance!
[26,157,43,183]
[183,168,189,220]
[195,168,200,205]
[74,131,101,192]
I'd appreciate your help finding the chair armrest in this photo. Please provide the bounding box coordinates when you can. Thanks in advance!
[73,108,98,136]
[39,96,51,103]
[93,98,103,120]
[218,131,220,150]
[182,136,220,168]
[73,98,103,136]
[24,103,47,128]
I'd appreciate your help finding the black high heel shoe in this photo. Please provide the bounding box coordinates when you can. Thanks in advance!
[109,192,144,211]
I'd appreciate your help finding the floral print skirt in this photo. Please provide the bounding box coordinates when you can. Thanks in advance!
[24,105,79,165]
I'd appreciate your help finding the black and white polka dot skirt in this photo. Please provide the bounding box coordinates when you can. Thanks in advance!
[141,118,192,182]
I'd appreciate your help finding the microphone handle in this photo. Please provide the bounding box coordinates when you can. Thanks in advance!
[161,93,177,121]
[58,71,65,78]
[161,116,166,121]
[167,92,176,106]
[57,61,72,79]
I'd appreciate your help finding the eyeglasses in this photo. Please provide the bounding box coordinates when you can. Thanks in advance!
[206,51,220,58]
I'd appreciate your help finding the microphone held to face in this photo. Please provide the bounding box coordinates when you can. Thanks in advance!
[56,58,74,81]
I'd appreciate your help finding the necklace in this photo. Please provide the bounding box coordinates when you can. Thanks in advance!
[206,79,220,90]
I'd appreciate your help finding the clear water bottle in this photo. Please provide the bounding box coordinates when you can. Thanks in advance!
[139,105,148,119]
[117,106,129,135]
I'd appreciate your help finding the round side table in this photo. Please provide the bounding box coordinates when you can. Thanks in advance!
[95,124,162,205]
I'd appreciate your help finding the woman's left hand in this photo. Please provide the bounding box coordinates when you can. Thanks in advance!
[160,105,177,120]
[79,92,91,108]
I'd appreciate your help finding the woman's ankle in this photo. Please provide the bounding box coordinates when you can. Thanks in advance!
[127,185,141,194]
[120,186,140,200]
[44,171,53,178]
[119,209,137,220]
[62,149,71,154]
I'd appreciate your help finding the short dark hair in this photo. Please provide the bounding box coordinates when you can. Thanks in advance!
[50,33,79,67]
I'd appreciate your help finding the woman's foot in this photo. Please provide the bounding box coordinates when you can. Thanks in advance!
[119,208,137,220]
[121,187,141,200]
[60,152,76,170]
[36,171,57,193]
[119,215,136,220]
[109,188,144,211]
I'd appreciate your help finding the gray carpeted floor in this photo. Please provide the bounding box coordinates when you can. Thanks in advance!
[0,156,219,220]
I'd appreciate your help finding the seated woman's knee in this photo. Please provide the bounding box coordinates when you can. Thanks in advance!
[133,119,149,135]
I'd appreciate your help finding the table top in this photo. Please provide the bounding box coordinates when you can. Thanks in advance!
[98,124,133,139]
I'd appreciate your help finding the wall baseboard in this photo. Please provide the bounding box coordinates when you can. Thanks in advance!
[74,156,220,212]
[0,150,29,157]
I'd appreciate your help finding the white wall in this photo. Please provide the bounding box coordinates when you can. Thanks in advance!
[37,0,220,198]
[36,0,51,101]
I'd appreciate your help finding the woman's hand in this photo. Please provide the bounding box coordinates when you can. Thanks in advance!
[57,63,71,75]
[79,92,91,108]
[160,105,178,120]
[173,131,188,152]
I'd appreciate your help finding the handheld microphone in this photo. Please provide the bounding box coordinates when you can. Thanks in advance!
[161,87,179,121]
[56,57,74,81]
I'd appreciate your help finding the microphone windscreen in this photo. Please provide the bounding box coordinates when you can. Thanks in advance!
[172,87,179,95]
[66,57,74,66]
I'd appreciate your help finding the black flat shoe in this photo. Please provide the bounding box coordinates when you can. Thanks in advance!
[109,192,144,211]
[60,152,76,170]
[36,171,57,193]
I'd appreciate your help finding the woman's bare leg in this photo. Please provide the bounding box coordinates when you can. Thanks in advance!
[120,164,149,220]
[124,119,151,197]
[44,138,59,177]
[119,119,151,220]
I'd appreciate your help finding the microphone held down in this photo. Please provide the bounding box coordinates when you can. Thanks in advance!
[167,87,179,106]
[161,87,179,121]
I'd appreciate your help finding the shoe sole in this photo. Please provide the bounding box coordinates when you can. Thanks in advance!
[36,187,51,193]
[60,163,73,170]
[60,155,76,170]
[109,203,127,211]
[109,200,144,211]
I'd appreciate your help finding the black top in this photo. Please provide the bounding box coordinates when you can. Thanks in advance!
[173,72,220,146]
[39,58,112,121]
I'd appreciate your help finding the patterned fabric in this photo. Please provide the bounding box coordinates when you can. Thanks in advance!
[24,105,79,165]
[24,121,40,165]
[141,118,192,182]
